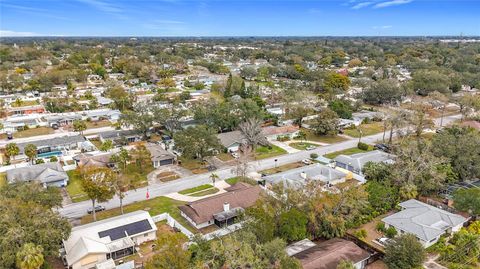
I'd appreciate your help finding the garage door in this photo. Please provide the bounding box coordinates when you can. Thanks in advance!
[160,159,173,166]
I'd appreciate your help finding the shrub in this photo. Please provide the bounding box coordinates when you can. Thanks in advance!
[358,142,369,150]
[49,156,58,162]
[385,226,398,238]
[35,159,45,164]
[354,229,368,240]
[376,222,386,232]
[310,153,319,159]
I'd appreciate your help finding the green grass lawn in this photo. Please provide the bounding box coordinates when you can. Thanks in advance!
[66,170,89,203]
[80,196,196,232]
[189,187,220,197]
[289,142,321,150]
[85,120,111,129]
[343,122,384,138]
[324,146,374,159]
[225,177,257,186]
[255,144,287,160]
[178,184,213,195]
[0,127,54,139]
[300,129,348,144]
[225,177,240,185]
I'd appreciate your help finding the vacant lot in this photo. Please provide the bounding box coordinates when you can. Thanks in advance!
[66,170,89,203]
[324,146,373,159]
[289,142,321,150]
[0,127,54,139]
[343,122,384,138]
[300,129,348,144]
[260,162,304,175]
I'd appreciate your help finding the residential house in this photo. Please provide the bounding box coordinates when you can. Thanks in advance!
[382,199,468,248]
[46,114,82,128]
[352,111,384,126]
[6,162,69,187]
[289,238,371,269]
[179,183,261,229]
[82,109,121,122]
[7,104,46,116]
[62,211,157,269]
[74,152,114,168]
[17,135,91,159]
[145,143,176,168]
[217,130,245,152]
[334,150,395,175]
[262,163,349,189]
[98,130,142,145]
[262,125,300,140]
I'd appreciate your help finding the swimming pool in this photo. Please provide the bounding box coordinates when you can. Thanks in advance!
[38,151,62,158]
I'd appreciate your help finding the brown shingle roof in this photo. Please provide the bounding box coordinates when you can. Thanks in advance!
[179,183,261,225]
[293,238,371,269]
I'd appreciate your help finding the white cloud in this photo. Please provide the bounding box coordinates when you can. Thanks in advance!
[374,0,413,8]
[351,2,374,9]
[0,30,39,37]
[373,25,393,29]
[76,0,122,14]
[153,20,185,24]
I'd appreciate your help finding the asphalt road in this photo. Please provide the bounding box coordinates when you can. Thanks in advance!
[57,114,461,219]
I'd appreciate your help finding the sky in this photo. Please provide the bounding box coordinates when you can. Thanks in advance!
[0,0,479,37]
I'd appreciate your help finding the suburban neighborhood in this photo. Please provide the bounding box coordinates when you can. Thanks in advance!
[1,2,480,268]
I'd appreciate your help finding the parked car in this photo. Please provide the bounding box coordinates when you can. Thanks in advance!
[306,145,316,150]
[87,205,106,214]
[6,131,13,140]
[377,237,395,247]
[302,159,313,165]
[374,143,391,152]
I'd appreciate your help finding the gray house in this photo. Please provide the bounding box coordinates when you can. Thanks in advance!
[382,199,468,248]
[17,135,89,159]
[217,131,245,152]
[145,143,176,167]
[98,130,142,145]
[334,150,395,175]
[262,163,347,189]
[6,162,69,187]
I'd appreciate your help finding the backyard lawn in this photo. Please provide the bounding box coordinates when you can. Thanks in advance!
[66,170,89,203]
[80,196,197,232]
[85,120,112,129]
[343,122,384,138]
[324,146,374,159]
[255,144,287,160]
[0,127,54,139]
[300,129,348,144]
[289,142,321,150]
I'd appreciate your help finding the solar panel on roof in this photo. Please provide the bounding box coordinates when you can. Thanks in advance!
[98,219,152,241]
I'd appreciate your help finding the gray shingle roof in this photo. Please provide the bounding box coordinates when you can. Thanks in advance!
[217,131,245,148]
[6,162,68,184]
[17,135,86,153]
[334,150,394,172]
[262,163,346,188]
[382,199,467,242]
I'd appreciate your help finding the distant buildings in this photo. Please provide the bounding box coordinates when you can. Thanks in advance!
[382,199,468,248]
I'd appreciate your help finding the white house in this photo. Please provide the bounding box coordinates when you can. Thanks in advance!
[382,199,468,248]
[62,211,157,269]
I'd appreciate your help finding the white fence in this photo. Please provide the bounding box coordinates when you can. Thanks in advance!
[151,213,194,239]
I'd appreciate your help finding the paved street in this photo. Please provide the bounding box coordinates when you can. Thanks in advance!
[57,114,461,219]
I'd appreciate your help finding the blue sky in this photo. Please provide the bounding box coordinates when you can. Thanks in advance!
[1,0,479,36]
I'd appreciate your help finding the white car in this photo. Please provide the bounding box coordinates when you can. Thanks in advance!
[306,145,316,150]
[302,159,313,165]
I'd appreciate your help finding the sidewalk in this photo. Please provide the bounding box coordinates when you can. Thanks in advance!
[269,140,301,153]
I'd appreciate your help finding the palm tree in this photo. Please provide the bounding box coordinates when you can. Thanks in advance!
[24,144,38,165]
[5,142,19,164]
[210,173,219,186]
[15,243,44,269]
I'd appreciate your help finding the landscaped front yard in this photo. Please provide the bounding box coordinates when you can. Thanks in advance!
[255,144,287,160]
[289,142,321,150]
[324,145,374,159]
[300,128,348,144]
[179,158,209,174]
[343,122,384,138]
[179,184,213,195]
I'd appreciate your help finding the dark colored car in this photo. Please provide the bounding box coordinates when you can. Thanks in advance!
[6,131,13,140]
[374,143,391,152]
[87,205,106,214]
